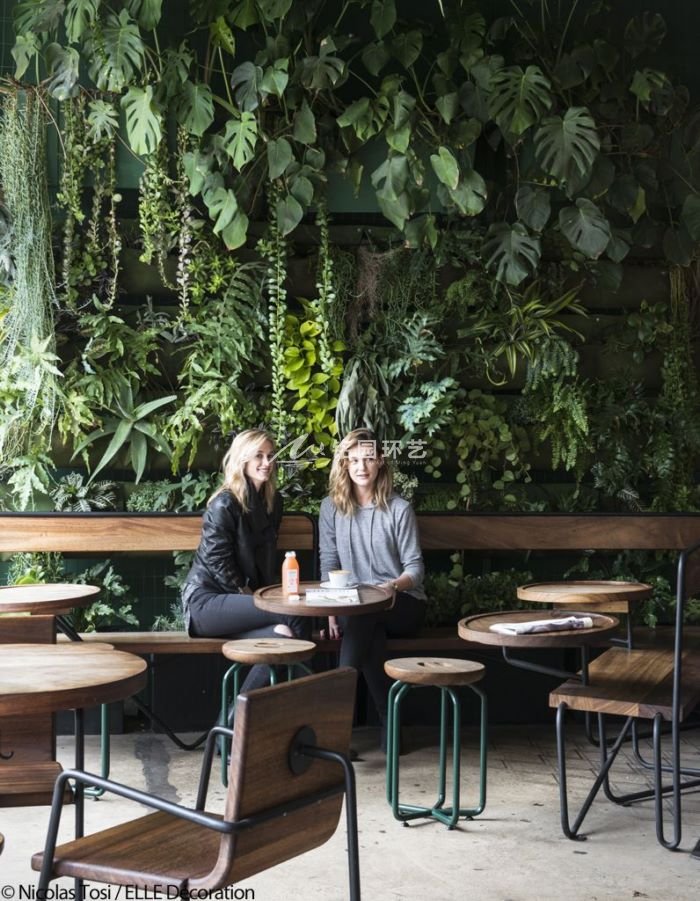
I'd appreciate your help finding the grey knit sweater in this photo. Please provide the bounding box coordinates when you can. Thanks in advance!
[319,494,426,599]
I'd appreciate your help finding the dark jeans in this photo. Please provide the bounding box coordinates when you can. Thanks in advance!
[338,591,425,726]
[186,586,312,692]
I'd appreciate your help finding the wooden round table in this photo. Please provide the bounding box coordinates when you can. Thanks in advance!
[0,643,147,842]
[0,583,100,616]
[516,580,652,611]
[0,643,147,716]
[458,610,620,649]
[254,581,393,617]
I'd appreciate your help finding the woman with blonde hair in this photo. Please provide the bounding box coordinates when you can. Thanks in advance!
[319,428,426,750]
[183,429,310,691]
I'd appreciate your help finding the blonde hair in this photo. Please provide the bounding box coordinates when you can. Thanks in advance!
[328,428,393,516]
[210,429,277,513]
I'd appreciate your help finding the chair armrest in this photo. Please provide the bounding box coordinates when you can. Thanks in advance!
[196,725,234,810]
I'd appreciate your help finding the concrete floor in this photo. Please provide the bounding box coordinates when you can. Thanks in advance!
[2,722,700,900]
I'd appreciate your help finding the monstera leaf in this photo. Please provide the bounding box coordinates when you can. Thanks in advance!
[45,44,80,101]
[371,0,396,39]
[482,222,541,286]
[515,185,551,232]
[121,86,162,155]
[87,9,145,92]
[534,107,599,184]
[231,61,263,111]
[559,199,611,259]
[65,0,99,42]
[126,0,163,30]
[624,12,666,58]
[487,65,552,135]
[267,137,293,179]
[86,100,119,142]
[177,81,214,137]
[221,111,258,171]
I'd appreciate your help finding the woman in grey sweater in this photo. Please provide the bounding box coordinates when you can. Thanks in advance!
[319,428,426,749]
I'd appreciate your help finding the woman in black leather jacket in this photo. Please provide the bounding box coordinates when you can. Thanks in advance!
[182,429,310,691]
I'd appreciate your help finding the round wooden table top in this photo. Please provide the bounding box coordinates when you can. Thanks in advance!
[254,581,393,617]
[0,643,147,716]
[516,580,652,606]
[458,609,619,648]
[385,657,485,687]
[0,582,101,615]
[222,637,317,665]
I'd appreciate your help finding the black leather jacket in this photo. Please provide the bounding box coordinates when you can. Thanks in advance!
[183,485,282,596]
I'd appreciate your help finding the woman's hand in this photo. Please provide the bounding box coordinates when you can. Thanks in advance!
[328,616,343,640]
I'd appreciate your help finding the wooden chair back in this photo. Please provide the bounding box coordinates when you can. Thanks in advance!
[191,668,357,890]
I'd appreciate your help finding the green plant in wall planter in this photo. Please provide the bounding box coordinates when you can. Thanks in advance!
[50,472,119,512]
[72,383,176,483]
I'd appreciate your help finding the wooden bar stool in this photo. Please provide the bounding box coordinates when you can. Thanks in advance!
[384,657,488,829]
[220,638,316,785]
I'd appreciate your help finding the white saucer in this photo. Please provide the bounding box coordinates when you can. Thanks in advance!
[320,580,359,590]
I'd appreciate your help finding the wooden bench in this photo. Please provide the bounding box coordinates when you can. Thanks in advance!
[5,511,700,662]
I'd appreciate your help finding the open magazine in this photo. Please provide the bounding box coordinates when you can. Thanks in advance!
[305,587,361,605]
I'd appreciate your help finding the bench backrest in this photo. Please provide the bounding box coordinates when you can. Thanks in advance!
[191,668,357,890]
[0,512,317,553]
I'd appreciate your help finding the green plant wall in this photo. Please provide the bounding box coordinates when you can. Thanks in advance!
[0,0,699,523]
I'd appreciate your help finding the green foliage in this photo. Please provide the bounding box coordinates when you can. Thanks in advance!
[69,560,140,633]
[423,562,534,628]
[51,472,119,512]
[126,479,176,512]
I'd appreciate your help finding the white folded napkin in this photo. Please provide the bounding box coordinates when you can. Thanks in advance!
[489,615,594,636]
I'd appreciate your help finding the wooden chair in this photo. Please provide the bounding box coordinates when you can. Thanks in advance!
[550,540,700,849]
[32,668,361,898]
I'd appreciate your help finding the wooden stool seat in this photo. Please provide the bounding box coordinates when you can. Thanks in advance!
[384,657,485,687]
[221,638,316,666]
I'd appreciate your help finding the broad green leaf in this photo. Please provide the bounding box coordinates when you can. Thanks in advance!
[221,111,258,171]
[371,155,411,229]
[230,0,259,29]
[404,214,439,249]
[231,61,263,111]
[630,69,671,108]
[534,107,599,184]
[559,199,611,259]
[257,0,292,20]
[487,65,552,135]
[390,89,415,129]
[182,149,213,195]
[210,15,235,54]
[276,193,303,236]
[299,42,345,91]
[448,169,487,216]
[290,174,313,207]
[130,428,148,483]
[177,81,214,137]
[608,175,645,222]
[681,194,700,242]
[371,0,396,39]
[267,137,293,179]
[65,0,99,43]
[337,97,371,128]
[293,100,316,144]
[663,227,694,266]
[86,99,119,142]
[87,9,145,92]
[121,85,162,155]
[11,33,40,79]
[221,209,249,250]
[624,12,666,58]
[515,185,551,232]
[203,177,239,235]
[132,394,177,419]
[392,31,422,68]
[386,123,410,153]
[45,44,80,101]
[14,0,64,35]
[126,0,162,30]
[482,222,541,286]
[606,229,631,263]
[430,146,459,190]
[260,60,289,97]
[553,46,595,90]
[436,92,458,124]
[362,41,389,77]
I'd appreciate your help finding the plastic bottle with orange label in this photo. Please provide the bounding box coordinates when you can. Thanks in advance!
[281,550,300,597]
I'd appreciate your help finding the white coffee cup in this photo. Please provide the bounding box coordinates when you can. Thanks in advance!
[328,569,352,588]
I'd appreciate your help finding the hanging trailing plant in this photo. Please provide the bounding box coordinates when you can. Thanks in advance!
[0,88,61,485]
